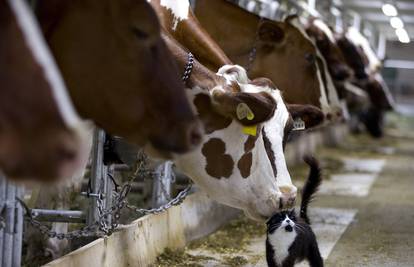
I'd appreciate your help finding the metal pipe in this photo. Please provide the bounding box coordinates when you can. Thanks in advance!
[87,128,105,226]
[3,181,15,267]
[30,209,86,223]
[0,175,6,265]
[377,32,387,60]
[152,161,173,207]
[12,187,23,267]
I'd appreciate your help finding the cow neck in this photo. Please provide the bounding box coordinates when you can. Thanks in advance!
[163,32,225,91]
[195,0,259,68]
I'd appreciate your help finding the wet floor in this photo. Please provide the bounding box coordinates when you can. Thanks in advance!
[153,112,414,267]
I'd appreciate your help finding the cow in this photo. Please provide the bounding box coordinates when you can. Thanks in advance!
[0,0,91,182]
[193,0,342,120]
[305,18,353,84]
[162,33,325,221]
[337,30,394,137]
[35,0,202,155]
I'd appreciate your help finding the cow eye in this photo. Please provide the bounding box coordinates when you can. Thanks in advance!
[305,53,316,65]
[131,27,149,40]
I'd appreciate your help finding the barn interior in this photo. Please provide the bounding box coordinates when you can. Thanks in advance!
[1,0,414,267]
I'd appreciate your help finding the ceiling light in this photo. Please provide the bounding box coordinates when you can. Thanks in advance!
[396,28,410,43]
[382,3,398,17]
[390,17,404,29]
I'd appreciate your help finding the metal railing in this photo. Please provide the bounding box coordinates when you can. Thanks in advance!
[0,127,192,265]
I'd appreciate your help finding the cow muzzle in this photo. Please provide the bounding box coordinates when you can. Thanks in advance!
[279,185,297,209]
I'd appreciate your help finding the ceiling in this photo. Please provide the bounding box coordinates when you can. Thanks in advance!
[335,0,414,40]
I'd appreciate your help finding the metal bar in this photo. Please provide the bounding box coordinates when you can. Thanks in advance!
[3,181,15,267]
[103,165,114,226]
[87,128,105,226]
[0,175,6,265]
[308,0,316,10]
[30,209,86,223]
[12,187,23,267]
[377,32,386,60]
[152,161,173,207]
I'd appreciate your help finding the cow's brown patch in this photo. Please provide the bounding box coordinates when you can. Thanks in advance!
[236,130,259,178]
[244,133,259,152]
[237,152,252,178]
[194,93,232,134]
[262,129,277,178]
[201,138,234,179]
[283,116,294,149]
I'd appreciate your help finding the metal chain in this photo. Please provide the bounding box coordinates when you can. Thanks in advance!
[18,150,193,238]
[246,16,265,73]
[182,52,194,83]
[125,184,192,215]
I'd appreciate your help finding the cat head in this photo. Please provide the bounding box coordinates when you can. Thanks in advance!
[266,209,297,234]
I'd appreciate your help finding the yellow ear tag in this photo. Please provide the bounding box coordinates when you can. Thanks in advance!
[236,103,255,121]
[243,125,257,136]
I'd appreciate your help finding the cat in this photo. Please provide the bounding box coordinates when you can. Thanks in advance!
[266,156,324,267]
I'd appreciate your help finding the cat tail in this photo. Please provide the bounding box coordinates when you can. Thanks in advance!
[300,155,322,224]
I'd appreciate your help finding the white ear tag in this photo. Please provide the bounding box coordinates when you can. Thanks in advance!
[236,103,254,121]
[293,118,306,131]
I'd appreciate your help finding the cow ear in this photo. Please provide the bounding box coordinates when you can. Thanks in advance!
[286,104,324,129]
[258,21,285,45]
[211,89,277,125]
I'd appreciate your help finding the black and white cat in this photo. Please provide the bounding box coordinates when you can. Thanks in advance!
[266,156,324,267]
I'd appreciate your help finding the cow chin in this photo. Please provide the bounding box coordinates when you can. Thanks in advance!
[242,192,284,222]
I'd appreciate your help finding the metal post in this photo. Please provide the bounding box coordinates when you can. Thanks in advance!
[3,180,15,267]
[0,175,6,265]
[12,187,23,267]
[87,128,105,226]
[351,11,361,31]
[152,161,173,207]
[377,32,387,60]
[308,0,316,10]
[103,164,114,225]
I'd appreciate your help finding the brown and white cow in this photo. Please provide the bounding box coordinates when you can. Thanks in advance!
[337,29,394,137]
[193,0,341,118]
[0,0,90,182]
[306,18,353,84]
[35,0,202,155]
[163,34,324,221]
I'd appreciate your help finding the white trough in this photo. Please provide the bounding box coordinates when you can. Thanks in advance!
[44,192,240,267]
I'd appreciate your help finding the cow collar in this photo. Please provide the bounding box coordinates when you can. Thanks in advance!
[182,52,194,83]
[246,17,265,72]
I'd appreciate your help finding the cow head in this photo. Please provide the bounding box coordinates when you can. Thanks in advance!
[337,36,369,80]
[306,19,353,82]
[0,0,90,182]
[247,18,323,109]
[36,0,201,155]
[175,65,324,221]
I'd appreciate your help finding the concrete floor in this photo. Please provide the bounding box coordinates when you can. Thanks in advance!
[154,112,414,267]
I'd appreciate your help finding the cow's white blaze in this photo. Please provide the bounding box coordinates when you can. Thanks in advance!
[8,0,82,129]
[174,65,296,221]
[346,27,381,73]
[148,0,190,30]
[313,19,336,43]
